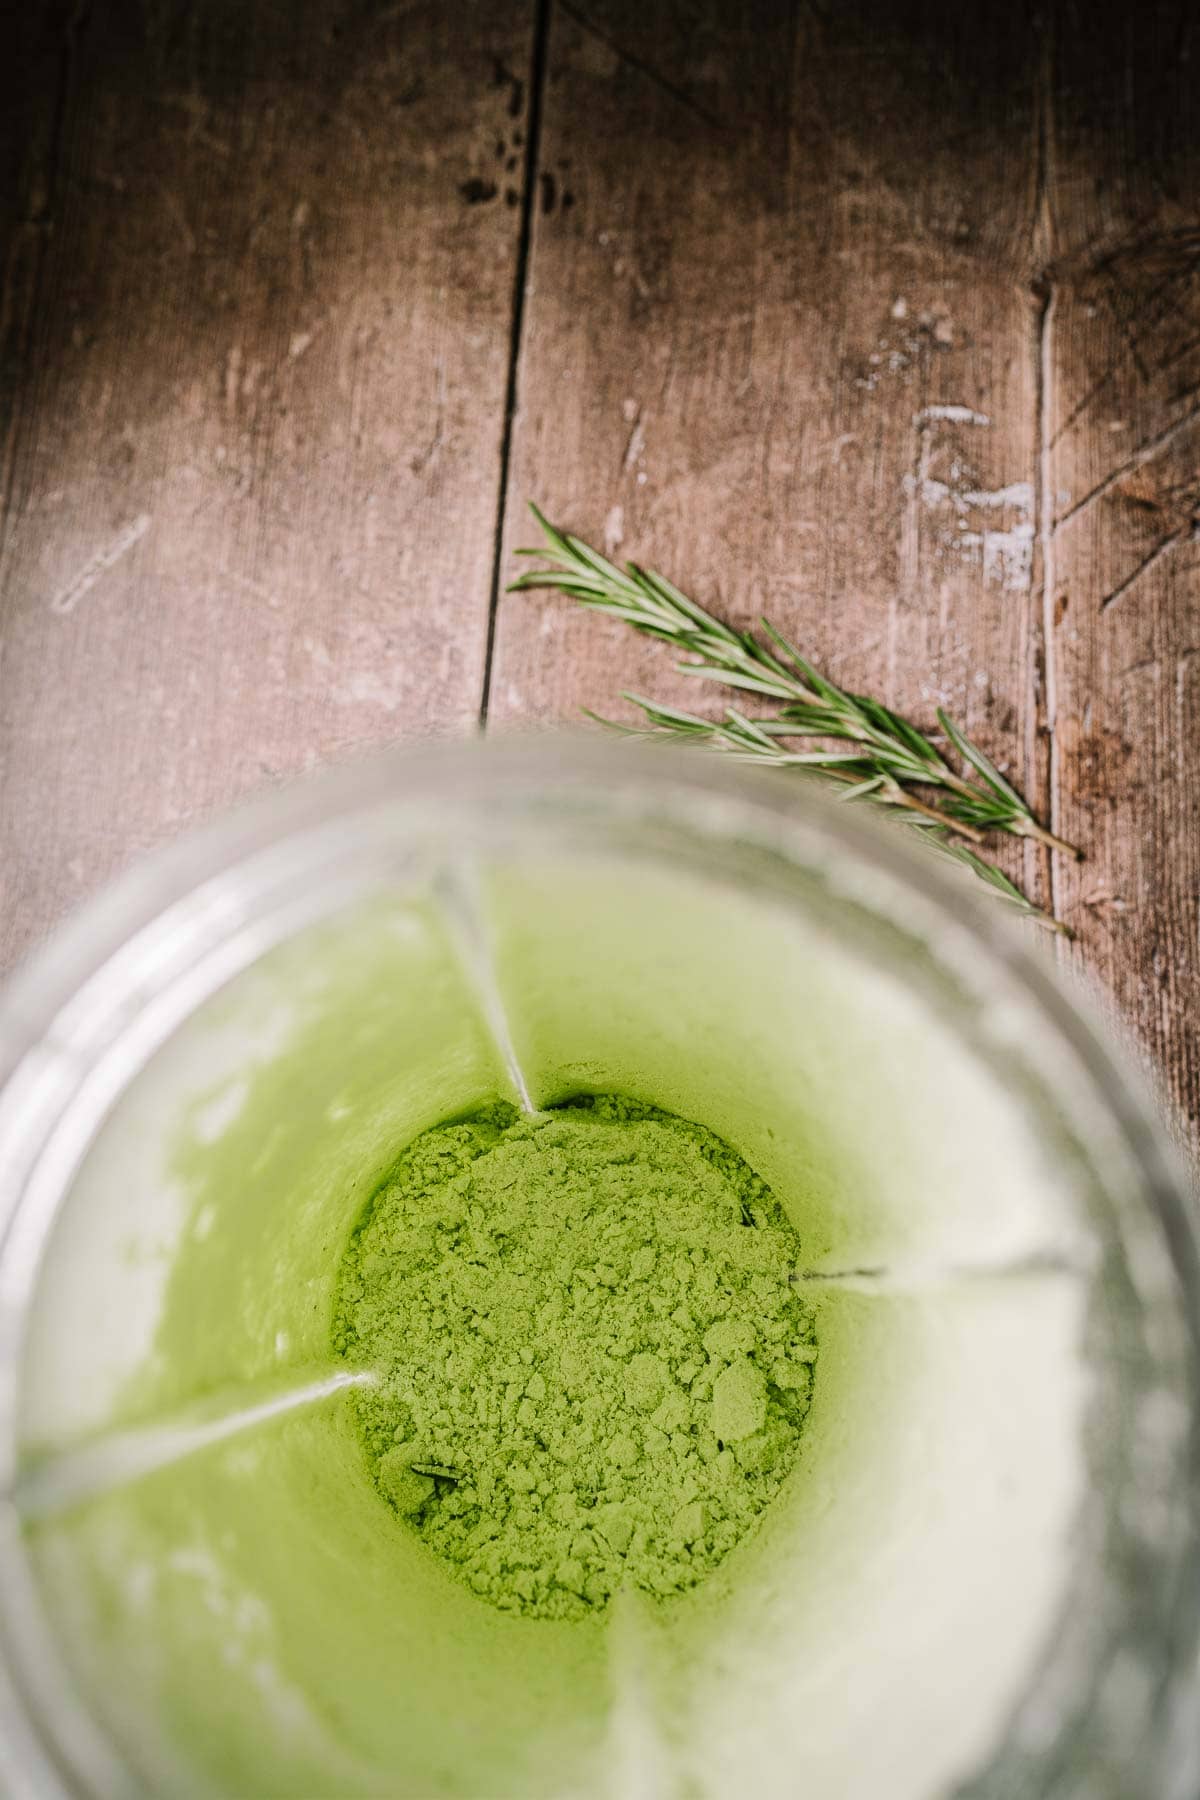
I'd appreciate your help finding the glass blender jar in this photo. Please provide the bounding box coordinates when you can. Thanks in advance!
[0,736,1197,1799]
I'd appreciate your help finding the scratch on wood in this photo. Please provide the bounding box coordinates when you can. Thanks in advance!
[1056,401,1200,531]
[1159,330,1200,377]
[1119,655,1160,681]
[1046,262,1198,450]
[1100,522,1192,613]
[50,514,152,614]
[289,326,317,359]
[923,478,1034,509]
[409,359,447,475]
[1048,363,1118,453]
[913,404,991,426]
[557,0,724,131]
[621,412,646,475]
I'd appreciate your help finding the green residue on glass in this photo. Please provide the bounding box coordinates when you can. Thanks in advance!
[113,893,513,1429]
[334,1095,817,1620]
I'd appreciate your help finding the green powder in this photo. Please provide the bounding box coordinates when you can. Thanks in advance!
[332,1095,817,1621]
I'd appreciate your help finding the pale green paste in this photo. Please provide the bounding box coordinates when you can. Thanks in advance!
[333,1095,817,1620]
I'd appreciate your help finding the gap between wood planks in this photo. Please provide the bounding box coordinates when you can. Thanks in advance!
[1027,14,1061,933]
[479,0,552,726]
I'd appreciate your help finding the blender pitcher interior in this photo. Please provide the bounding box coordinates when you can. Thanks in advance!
[1,752,1194,1800]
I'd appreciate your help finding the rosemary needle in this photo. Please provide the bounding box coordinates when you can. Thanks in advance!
[510,504,1079,933]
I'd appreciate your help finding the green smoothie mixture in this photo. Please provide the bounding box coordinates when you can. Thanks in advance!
[333,1094,817,1621]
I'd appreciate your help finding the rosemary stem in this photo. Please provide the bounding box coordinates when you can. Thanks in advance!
[885,787,987,844]
[1013,818,1085,861]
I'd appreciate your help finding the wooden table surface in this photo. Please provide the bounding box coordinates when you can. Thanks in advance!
[2,1,1198,1152]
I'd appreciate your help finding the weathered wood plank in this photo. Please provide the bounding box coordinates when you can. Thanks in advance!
[0,0,535,973]
[490,0,1200,1151]
[1043,2,1200,1139]
[489,0,1048,908]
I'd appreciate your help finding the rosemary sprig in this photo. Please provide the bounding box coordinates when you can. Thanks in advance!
[510,505,1079,932]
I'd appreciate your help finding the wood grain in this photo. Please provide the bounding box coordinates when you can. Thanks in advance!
[1042,3,1200,1140]
[489,0,1049,902]
[0,0,535,973]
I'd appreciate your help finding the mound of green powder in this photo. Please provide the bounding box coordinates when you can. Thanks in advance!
[332,1095,817,1621]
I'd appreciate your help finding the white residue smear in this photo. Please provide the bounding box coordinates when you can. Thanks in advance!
[14,1369,373,1520]
[604,1588,672,1800]
[434,858,536,1113]
[915,404,991,427]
